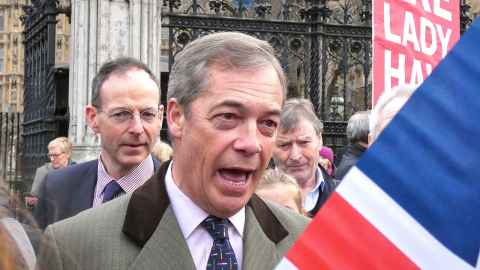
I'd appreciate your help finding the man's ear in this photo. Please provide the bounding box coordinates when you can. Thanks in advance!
[85,105,100,134]
[167,98,185,140]
[158,104,165,125]
[155,104,165,132]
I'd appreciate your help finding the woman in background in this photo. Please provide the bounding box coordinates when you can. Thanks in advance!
[319,146,335,177]
[256,169,307,216]
[151,140,173,164]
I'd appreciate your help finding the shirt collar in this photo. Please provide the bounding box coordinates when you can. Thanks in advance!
[165,162,245,239]
[97,154,154,195]
[310,167,325,194]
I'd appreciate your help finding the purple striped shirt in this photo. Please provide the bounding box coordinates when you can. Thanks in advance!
[92,154,155,207]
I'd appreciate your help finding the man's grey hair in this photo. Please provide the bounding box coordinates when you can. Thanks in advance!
[346,111,370,144]
[91,57,159,108]
[167,32,287,117]
[279,98,323,136]
[369,84,417,140]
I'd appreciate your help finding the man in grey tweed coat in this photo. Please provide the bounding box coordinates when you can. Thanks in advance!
[39,32,309,270]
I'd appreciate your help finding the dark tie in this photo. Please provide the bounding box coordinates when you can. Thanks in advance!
[201,216,238,270]
[102,180,124,203]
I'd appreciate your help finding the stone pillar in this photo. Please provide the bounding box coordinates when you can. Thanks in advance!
[68,0,162,161]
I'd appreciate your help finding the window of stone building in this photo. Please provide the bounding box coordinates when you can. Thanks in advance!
[13,10,18,28]
[57,16,64,31]
[0,9,4,32]
[0,47,4,72]
[12,53,17,71]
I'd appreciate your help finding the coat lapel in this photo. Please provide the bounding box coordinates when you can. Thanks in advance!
[123,161,195,270]
[128,207,195,270]
[243,206,279,270]
[243,195,290,270]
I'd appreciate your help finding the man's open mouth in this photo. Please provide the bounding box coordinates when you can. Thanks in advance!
[218,168,254,185]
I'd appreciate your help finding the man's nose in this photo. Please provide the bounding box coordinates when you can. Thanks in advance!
[233,121,261,155]
[289,144,302,160]
[127,114,145,134]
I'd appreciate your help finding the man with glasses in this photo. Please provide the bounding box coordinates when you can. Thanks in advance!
[25,137,74,208]
[34,57,163,229]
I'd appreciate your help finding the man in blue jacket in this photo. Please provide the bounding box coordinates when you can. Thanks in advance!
[34,57,163,229]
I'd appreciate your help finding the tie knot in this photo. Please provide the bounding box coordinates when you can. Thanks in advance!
[201,216,229,241]
[102,180,123,203]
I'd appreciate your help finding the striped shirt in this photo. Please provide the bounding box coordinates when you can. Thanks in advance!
[92,154,155,207]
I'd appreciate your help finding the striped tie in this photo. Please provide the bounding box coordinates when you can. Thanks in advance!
[201,216,238,270]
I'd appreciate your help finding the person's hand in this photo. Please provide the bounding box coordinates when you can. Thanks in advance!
[318,158,329,171]
[25,196,38,207]
[319,158,333,176]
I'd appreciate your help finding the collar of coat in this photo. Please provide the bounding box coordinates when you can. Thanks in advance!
[122,160,289,247]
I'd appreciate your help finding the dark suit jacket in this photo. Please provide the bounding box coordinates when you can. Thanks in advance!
[335,143,366,180]
[39,161,309,270]
[34,158,160,230]
[307,165,338,217]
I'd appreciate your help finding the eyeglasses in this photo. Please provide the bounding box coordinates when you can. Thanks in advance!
[98,107,161,125]
[48,152,64,158]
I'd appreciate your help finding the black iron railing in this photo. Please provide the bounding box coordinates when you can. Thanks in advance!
[21,0,70,186]
[0,113,23,192]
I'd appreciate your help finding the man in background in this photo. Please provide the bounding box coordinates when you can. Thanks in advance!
[335,111,370,180]
[273,98,337,217]
[34,57,163,229]
[369,85,416,145]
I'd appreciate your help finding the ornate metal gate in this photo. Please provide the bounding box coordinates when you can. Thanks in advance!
[21,0,70,187]
[162,0,372,154]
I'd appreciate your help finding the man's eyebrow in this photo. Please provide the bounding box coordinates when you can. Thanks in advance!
[210,100,281,116]
[108,105,158,111]
[265,108,281,117]
[276,137,291,143]
[276,135,312,143]
[211,100,245,111]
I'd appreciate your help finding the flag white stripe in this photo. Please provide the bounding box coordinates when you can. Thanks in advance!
[275,258,299,270]
[337,167,476,270]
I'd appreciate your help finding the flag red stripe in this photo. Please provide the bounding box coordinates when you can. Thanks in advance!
[286,192,419,269]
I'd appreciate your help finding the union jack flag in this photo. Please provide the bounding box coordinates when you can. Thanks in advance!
[276,18,480,270]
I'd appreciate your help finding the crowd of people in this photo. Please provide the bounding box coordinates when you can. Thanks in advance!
[0,32,416,269]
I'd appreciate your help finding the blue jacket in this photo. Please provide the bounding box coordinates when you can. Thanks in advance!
[34,158,160,230]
